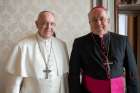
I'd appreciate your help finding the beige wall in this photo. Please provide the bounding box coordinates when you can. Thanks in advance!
[0,0,90,92]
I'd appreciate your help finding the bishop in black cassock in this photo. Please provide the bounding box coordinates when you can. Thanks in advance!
[69,6,140,93]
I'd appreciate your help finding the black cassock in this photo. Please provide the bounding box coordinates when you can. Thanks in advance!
[69,32,140,93]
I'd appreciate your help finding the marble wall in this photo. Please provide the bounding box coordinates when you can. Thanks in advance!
[0,0,90,92]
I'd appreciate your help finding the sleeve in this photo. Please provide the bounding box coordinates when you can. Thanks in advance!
[68,39,81,93]
[123,37,140,93]
[60,73,69,93]
[5,75,23,93]
[5,44,25,93]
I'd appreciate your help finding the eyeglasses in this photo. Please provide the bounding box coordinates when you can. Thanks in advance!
[39,22,56,27]
[90,17,108,23]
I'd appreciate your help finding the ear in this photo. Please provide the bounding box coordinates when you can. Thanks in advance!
[35,20,39,28]
[88,13,91,24]
[107,18,110,23]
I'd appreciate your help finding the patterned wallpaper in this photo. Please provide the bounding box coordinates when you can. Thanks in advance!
[0,0,90,92]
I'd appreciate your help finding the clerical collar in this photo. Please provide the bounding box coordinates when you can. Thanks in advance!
[36,33,52,43]
[90,32,110,49]
[91,32,110,39]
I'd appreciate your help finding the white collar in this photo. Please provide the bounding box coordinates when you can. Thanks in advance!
[36,32,52,43]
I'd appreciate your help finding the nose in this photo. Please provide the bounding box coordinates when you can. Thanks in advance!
[46,23,51,29]
[96,19,102,25]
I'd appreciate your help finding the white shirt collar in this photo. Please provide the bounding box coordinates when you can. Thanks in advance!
[36,32,52,43]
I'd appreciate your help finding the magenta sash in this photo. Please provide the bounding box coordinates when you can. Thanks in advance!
[83,75,125,93]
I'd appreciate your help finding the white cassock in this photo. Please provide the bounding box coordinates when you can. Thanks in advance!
[6,33,69,93]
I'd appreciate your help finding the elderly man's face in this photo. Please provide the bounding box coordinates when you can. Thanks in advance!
[89,8,109,36]
[36,12,55,38]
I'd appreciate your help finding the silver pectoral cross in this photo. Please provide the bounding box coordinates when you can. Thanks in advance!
[103,61,113,65]
[103,59,113,79]
[104,58,113,65]
[103,59,113,72]
[43,66,51,79]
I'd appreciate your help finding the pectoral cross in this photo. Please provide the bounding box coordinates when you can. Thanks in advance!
[103,61,113,65]
[104,59,113,69]
[43,66,51,79]
[103,59,113,79]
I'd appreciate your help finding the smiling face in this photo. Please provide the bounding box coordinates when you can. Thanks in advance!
[36,11,56,39]
[88,7,110,37]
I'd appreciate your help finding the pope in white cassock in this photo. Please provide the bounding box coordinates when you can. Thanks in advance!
[6,11,69,93]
